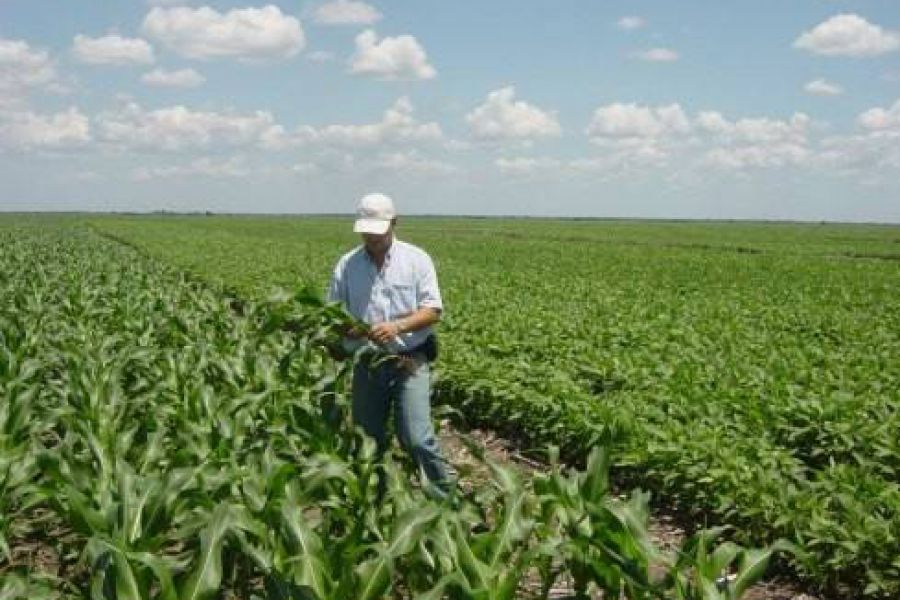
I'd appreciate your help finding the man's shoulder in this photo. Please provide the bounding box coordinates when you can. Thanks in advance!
[394,239,433,262]
[335,245,366,270]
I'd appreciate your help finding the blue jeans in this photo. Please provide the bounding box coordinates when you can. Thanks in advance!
[352,354,450,493]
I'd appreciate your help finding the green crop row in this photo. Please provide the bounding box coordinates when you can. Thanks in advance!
[75,214,900,597]
[0,221,785,598]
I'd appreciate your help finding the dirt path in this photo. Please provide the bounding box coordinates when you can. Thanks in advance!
[438,422,819,600]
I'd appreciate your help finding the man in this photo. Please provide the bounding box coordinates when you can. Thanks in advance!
[327,192,451,495]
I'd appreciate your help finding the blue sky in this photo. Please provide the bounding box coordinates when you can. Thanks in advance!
[1,1,899,221]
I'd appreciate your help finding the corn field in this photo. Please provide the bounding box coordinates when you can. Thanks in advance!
[0,222,788,598]
[81,215,900,598]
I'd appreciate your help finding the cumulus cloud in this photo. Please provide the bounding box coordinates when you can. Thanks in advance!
[575,100,900,177]
[570,142,670,173]
[371,150,457,176]
[579,105,681,169]
[804,78,843,96]
[632,47,679,62]
[858,98,900,130]
[695,111,810,144]
[0,38,60,106]
[314,0,382,26]
[586,103,690,140]
[141,67,205,87]
[821,138,900,207]
[0,108,91,150]
[703,144,810,170]
[466,86,561,141]
[694,111,812,170]
[91,96,440,154]
[495,156,562,174]
[142,5,305,60]
[96,102,282,151]
[794,14,900,57]
[259,96,442,149]
[72,34,155,66]
[617,16,646,31]
[818,128,900,173]
[349,29,435,80]
[133,156,250,180]
[581,103,816,174]
[315,96,443,146]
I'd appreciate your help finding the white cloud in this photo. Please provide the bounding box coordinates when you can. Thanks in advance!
[0,38,60,107]
[97,102,282,151]
[315,96,443,146]
[581,138,672,169]
[582,105,814,173]
[142,5,305,60]
[617,16,646,31]
[495,156,561,174]
[794,14,900,57]
[349,29,435,80]
[818,128,900,173]
[804,78,843,96]
[695,111,810,144]
[72,34,155,66]
[466,86,561,141]
[632,47,679,62]
[141,67,205,87]
[474,100,900,179]
[309,150,357,173]
[133,156,249,180]
[694,110,812,171]
[371,150,457,175]
[314,0,382,26]
[586,103,690,140]
[100,96,442,153]
[858,98,900,130]
[703,144,810,170]
[566,145,670,177]
[0,108,91,150]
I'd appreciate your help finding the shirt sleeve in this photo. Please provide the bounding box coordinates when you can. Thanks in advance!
[416,254,443,313]
[326,259,345,304]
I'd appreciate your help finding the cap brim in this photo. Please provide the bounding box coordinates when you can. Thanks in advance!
[353,218,391,235]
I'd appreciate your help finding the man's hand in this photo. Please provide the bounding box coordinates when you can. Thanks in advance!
[345,326,368,339]
[337,323,368,339]
[369,321,401,346]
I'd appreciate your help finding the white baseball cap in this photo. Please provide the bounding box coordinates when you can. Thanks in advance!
[354,192,396,235]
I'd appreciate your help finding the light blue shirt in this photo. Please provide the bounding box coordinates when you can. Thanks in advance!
[327,239,443,353]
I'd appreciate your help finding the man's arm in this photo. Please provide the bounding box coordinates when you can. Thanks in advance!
[368,307,440,345]
[369,251,443,346]
[326,260,344,305]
